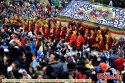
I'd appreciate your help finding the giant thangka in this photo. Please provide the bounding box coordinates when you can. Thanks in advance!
[59,0,125,29]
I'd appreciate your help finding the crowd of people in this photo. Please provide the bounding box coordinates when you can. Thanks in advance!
[0,0,125,83]
[0,0,68,27]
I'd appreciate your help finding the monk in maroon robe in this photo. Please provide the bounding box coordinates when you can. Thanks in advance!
[35,24,41,35]
[55,27,61,41]
[89,30,96,49]
[78,26,84,36]
[65,30,72,42]
[24,24,29,31]
[50,27,55,40]
[44,24,50,39]
[112,36,118,47]
[23,23,26,32]
[99,37,105,52]
[17,16,22,25]
[84,29,90,44]
[60,27,66,40]
[105,35,113,50]
[29,21,35,32]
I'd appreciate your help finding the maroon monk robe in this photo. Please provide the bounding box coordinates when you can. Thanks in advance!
[50,27,55,40]
[89,33,96,48]
[106,37,113,50]
[29,23,35,32]
[25,24,29,31]
[55,28,61,41]
[60,28,66,40]
[84,32,90,44]
[44,27,50,39]
[42,26,45,35]
[65,31,72,42]
[34,26,39,35]
[17,18,22,25]
[99,39,105,52]
[78,27,83,36]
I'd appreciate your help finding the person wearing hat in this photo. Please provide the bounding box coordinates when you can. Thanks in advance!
[60,26,66,41]
[28,20,34,32]
[4,17,9,24]
[50,23,55,41]
[55,25,61,41]
[95,30,101,49]
[89,30,95,50]
[34,23,39,35]
[39,24,44,36]
[65,29,72,43]
[99,35,105,52]
[77,32,85,50]
[112,36,118,47]
[69,31,77,47]
[105,33,113,50]
[84,29,90,44]
[44,23,50,39]
[78,26,84,37]
[16,16,22,26]
[23,22,29,32]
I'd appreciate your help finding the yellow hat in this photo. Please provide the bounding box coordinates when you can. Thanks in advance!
[37,20,41,23]
[99,34,102,37]
[44,20,48,23]
[35,23,38,26]
[114,36,118,39]
[10,20,13,23]
[26,18,29,20]
[90,30,94,33]
[51,23,54,27]
[29,20,32,24]
[73,31,77,35]
[44,24,48,27]
[56,24,59,28]
[98,30,101,34]
[85,29,88,32]
[5,18,9,22]
[100,36,103,40]
[62,24,66,27]
[40,22,43,25]
[105,34,110,38]
[13,20,16,23]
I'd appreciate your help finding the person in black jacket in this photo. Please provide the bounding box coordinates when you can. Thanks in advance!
[46,53,68,79]
[0,47,8,78]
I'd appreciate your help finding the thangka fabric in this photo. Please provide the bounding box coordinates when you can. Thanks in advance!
[59,0,125,29]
